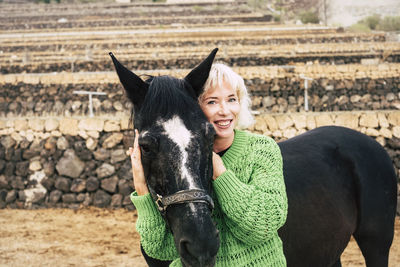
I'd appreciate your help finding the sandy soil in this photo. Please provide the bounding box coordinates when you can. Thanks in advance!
[0,208,399,267]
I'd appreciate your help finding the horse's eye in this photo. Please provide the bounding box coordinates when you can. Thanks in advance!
[139,136,158,157]
[140,144,151,153]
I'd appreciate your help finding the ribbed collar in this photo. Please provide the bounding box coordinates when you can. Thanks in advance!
[221,129,248,166]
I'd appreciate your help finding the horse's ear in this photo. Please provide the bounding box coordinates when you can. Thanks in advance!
[109,52,148,107]
[184,48,218,97]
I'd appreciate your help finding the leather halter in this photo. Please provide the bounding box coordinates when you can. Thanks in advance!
[149,187,215,218]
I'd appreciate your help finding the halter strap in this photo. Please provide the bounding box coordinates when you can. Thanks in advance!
[148,187,214,218]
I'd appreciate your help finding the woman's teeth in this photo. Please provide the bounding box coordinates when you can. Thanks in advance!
[216,120,230,126]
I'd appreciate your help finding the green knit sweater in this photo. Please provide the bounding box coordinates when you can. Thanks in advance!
[131,130,288,267]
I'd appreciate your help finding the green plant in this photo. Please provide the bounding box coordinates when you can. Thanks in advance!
[299,9,319,24]
[348,23,371,33]
[192,5,203,12]
[362,14,381,30]
[377,16,400,31]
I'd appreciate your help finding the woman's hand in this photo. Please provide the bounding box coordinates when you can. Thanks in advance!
[212,152,227,180]
[128,129,149,196]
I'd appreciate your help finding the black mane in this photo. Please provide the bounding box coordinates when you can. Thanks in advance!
[135,75,201,128]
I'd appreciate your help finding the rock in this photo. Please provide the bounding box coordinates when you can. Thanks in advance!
[96,163,115,179]
[118,179,132,196]
[59,118,78,136]
[14,119,28,131]
[290,114,307,130]
[388,112,400,127]
[275,115,294,130]
[122,195,132,206]
[386,93,395,101]
[56,136,69,150]
[93,148,110,161]
[42,161,55,177]
[102,133,123,148]
[393,126,400,138]
[78,118,104,132]
[350,95,361,103]
[377,113,389,128]
[111,149,126,164]
[86,138,98,151]
[283,128,297,139]
[29,160,42,172]
[15,161,29,176]
[101,175,118,193]
[76,193,86,202]
[117,160,133,180]
[49,190,62,203]
[379,128,392,139]
[335,113,359,129]
[120,118,130,130]
[87,131,100,139]
[111,194,123,208]
[262,96,276,107]
[54,177,71,192]
[28,119,44,132]
[0,175,10,189]
[113,101,123,111]
[6,190,17,203]
[306,115,316,130]
[104,121,120,132]
[41,177,54,191]
[24,171,47,204]
[86,177,99,192]
[365,128,380,137]
[11,176,25,190]
[315,114,334,127]
[70,179,86,193]
[56,149,85,178]
[359,113,379,128]
[1,136,16,149]
[45,118,59,132]
[62,193,76,203]
[93,190,111,208]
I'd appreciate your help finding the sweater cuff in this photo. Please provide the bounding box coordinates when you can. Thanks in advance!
[130,192,160,218]
[213,170,246,203]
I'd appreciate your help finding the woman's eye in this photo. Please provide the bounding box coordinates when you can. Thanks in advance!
[228,98,237,102]
[207,100,216,105]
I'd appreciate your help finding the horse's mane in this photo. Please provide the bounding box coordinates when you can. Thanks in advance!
[135,75,200,127]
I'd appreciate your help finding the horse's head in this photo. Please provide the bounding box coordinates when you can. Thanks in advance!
[110,49,220,267]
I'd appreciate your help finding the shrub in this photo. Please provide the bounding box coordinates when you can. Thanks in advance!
[362,14,381,30]
[299,9,319,24]
[377,16,400,32]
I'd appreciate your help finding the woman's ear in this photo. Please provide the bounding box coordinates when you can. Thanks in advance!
[184,48,218,97]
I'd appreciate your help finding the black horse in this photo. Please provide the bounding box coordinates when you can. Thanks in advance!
[110,49,398,267]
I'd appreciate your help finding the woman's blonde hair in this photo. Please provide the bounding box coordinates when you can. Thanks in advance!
[199,63,254,129]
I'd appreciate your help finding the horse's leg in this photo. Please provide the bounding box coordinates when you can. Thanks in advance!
[353,230,391,267]
[331,258,342,267]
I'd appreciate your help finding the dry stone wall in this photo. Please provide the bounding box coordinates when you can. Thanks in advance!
[0,112,399,212]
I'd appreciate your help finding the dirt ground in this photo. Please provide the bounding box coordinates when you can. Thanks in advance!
[0,208,399,267]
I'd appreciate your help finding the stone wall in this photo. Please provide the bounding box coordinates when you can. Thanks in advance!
[0,76,399,117]
[0,111,399,212]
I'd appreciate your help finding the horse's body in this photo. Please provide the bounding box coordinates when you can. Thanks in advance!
[278,126,397,267]
[110,49,398,267]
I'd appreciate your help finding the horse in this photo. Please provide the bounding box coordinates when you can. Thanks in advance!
[109,49,398,267]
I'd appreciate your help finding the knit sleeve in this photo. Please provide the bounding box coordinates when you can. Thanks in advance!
[212,137,287,245]
[130,192,179,261]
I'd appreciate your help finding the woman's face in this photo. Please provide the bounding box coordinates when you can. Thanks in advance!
[200,80,240,140]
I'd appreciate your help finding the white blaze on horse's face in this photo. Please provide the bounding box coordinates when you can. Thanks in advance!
[161,115,196,189]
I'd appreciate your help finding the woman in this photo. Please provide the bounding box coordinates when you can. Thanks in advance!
[129,63,288,267]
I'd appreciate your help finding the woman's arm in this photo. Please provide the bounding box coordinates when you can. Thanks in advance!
[131,192,179,260]
[212,137,288,245]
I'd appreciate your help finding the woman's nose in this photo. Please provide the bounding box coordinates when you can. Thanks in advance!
[217,102,229,115]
